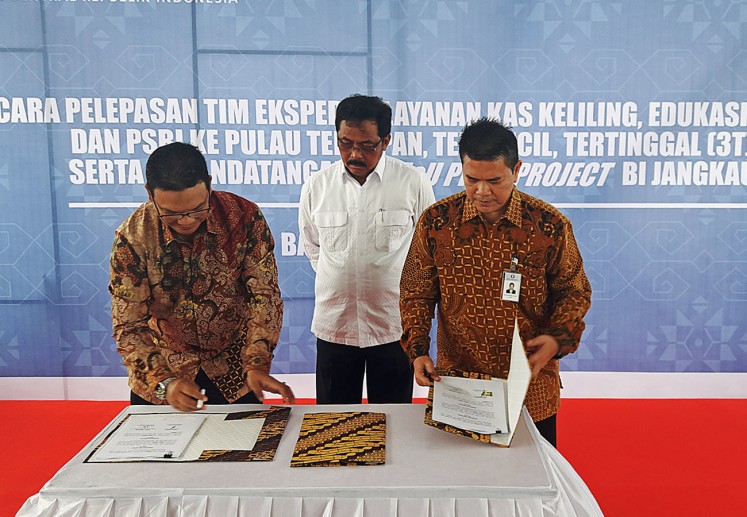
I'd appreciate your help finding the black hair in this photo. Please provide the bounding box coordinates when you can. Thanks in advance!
[145,142,209,192]
[458,117,519,169]
[334,94,392,138]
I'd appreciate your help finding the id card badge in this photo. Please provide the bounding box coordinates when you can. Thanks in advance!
[501,270,521,302]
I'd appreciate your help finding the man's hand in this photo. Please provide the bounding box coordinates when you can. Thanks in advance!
[525,334,560,380]
[165,378,208,412]
[246,370,296,404]
[413,356,440,386]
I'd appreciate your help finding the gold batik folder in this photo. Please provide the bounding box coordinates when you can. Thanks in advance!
[290,411,386,467]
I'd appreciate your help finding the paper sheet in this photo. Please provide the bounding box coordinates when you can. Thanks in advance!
[432,376,508,434]
[90,413,207,461]
[179,415,264,461]
[491,320,532,446]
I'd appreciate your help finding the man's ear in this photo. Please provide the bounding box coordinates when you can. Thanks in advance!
[145,185,154,203]
[512,160,523,183]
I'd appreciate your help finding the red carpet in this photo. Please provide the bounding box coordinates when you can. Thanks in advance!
[2,399,745,516]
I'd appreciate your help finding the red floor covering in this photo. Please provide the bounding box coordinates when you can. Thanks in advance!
[2,399,745,516]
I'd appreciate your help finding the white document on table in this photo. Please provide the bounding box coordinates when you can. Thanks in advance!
[90,413,207,461]
[177,415,265,461]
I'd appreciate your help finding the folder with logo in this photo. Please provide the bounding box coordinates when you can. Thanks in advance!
[424,319,532,447]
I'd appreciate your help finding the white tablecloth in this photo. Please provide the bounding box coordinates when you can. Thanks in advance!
[18,404,603,516]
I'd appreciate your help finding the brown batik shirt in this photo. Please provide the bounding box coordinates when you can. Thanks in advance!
[110,190,283,404]
[400,189,591,421]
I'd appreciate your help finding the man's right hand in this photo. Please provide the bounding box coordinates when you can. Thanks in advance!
[413,356,440,386]
[165,378,207,412]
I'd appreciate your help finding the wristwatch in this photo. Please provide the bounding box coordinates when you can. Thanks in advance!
[154,377,177,400]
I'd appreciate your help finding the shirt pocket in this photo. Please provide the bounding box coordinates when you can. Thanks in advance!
[519,262,547,316]
[313,211,349,252]
[375,209,413,252]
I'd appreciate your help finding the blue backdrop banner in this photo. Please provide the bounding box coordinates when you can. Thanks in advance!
[1,1,745,386]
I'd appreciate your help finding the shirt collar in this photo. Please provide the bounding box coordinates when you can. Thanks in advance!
[372,153,387,180]
[461,187,523,227]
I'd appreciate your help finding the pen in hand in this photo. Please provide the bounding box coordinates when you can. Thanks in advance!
[196,389,206,409]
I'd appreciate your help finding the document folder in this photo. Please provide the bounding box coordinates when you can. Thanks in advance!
[424,319,531,447]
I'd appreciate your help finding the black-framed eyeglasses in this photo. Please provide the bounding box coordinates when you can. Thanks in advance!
[154,192,211,223]
[337,137,384,153]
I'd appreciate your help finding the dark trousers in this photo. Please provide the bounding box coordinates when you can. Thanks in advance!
[130,368,260,405]
[533,414,557,448]
[315,339,413,404]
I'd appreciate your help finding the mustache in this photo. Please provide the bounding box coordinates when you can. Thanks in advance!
[347,160,367,168]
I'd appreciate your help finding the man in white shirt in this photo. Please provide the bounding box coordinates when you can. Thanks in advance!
[299,94,436,403]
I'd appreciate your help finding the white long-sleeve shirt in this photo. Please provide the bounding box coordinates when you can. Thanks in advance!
[298,154,436,347]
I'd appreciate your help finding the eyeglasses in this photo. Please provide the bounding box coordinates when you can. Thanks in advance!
[337,137,384,153]
[154,193,211,223]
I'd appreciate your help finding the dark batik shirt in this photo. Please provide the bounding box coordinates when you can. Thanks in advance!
[110,190,283,403]
[400,189,591,421]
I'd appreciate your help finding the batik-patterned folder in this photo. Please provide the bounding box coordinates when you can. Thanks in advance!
[424,318,531,448]
[85,406,291,462]
[424,369,499,445]
[290,411,386,467]
[197,406,291,462]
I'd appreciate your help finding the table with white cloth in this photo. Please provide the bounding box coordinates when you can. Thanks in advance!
[18,403,602,517]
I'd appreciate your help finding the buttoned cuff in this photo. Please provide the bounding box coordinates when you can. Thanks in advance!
[547,330,576,360]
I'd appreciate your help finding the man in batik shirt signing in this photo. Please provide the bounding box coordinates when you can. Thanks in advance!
[110,142,294,411]
[400,118,591,446]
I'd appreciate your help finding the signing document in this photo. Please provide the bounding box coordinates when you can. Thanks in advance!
[91,413,207,461]
[432,376,508,434]
[431,319,532,446]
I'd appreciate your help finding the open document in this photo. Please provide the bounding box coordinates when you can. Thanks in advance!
[428,318,532,447]
[90,413,207,461]
[87,407,292,462]
[432,376,508,434]
[490,319,532,447]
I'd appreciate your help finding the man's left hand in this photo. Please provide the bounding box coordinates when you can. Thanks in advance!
[524,334,560,380]
[245,370,296,404]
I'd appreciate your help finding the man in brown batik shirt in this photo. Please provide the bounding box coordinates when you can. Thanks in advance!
[110,142,294,411]
[400,118,591,446]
